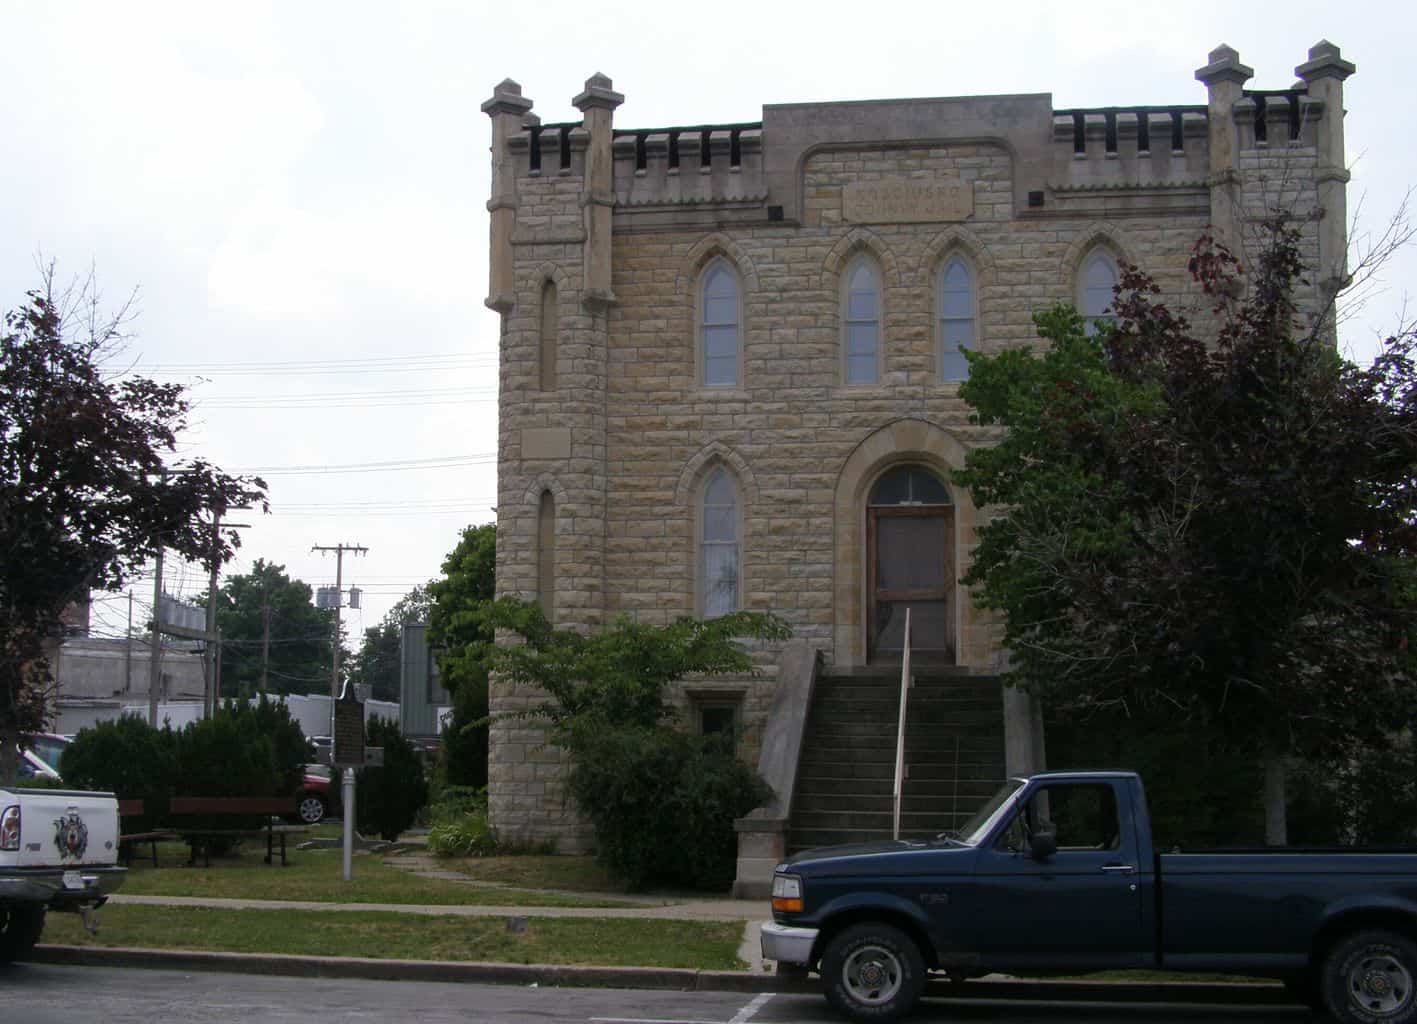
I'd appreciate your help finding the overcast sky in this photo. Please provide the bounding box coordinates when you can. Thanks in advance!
[3,1,1412,646]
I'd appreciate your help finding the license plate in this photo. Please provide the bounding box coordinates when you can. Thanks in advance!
[62,871,83,890]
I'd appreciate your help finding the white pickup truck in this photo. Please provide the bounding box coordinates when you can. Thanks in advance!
[0,784,126,963]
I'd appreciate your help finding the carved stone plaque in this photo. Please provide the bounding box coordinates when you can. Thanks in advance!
[843,179,973,224]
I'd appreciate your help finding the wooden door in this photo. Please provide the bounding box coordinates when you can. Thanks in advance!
[867,506,954,663]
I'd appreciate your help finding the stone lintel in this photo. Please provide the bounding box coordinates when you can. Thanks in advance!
[1195,44,1254,88]
[482,78,534,118]
[1295,40,1356,83]
[573,72,624,113]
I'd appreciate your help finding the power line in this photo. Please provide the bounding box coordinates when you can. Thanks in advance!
[122,352,496,375]
[235,452,495,475]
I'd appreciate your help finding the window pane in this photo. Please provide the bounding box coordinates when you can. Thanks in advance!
[847,288,877,320]
[942,258,971,290]
[704,295,737,326]
[847,353,877,384]
[704,469,734,506]
[869,467,912,506]
[703,543,738,616]
[704,325,737,361]
[704,506,735,542]
[909,468,950,504]
[705,355,736,386]
[705,265,736,300]
[941,288,972,319]
[1082,254,1117,319]
[942,318,973,348]
[941,349,970,381]
[847,322,878,357]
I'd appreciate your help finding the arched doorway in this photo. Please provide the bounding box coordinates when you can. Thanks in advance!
[866,464,954,663]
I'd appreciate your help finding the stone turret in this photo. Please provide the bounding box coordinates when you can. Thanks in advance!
[1195,44,1254,253]
[1296,41,1357,309]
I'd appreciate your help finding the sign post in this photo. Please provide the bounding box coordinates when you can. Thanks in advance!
[332,683,365,882]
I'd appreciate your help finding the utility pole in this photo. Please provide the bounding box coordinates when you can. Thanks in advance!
[203,507,222,718]
[260,589,271,696]
[311,542,368,714]
[148,547,163,727]
[124,590,133,694]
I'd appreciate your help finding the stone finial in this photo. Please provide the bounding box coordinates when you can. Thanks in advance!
[573,72,624,113]
[1296,40,1356,83]
[1195,44,1254,87]
[482,78,534,118]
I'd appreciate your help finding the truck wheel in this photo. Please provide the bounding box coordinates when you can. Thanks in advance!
[821,922,925,1023]
[1322,929,1417,1024]
[0,906,46,964]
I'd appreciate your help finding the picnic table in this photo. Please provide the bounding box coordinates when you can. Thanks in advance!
[168,796,309,866]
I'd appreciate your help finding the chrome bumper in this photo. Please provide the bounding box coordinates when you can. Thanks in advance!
[761,921,819,965]
[0,865,126,907]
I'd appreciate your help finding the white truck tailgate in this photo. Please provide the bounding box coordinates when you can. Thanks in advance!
[11,789,120,869]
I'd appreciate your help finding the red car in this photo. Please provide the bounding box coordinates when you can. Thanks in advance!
[293,766,340,824]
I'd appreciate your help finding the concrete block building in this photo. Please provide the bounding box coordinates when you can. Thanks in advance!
[482,43,1354,891]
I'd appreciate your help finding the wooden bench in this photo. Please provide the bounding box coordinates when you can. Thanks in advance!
[168,796,308,867]
[117,799,181,868]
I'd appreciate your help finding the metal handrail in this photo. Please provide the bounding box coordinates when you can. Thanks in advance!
[892,609,912,841]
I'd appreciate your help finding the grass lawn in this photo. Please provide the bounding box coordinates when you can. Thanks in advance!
[117,842,636,909]
[43,905,747,970]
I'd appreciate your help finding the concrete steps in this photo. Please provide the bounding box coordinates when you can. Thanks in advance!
[786,673,1006,853]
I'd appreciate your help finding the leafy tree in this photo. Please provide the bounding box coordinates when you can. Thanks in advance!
[350,584,431,703]
[427,523,495,786]
[0,269,264,784]
[956,219,1417,844]
[428,523,496,696]
[487,598,788,887]
[216,560,334,698]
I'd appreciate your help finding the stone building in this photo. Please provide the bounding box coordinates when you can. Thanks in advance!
[482,43,1354,891]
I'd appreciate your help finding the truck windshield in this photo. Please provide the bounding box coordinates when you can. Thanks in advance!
[954,779,1025,846]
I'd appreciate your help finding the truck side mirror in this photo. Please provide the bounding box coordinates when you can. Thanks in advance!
[1030,831,1057,860]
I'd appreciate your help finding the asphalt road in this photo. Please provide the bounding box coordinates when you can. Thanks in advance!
[1,964,1320,1023]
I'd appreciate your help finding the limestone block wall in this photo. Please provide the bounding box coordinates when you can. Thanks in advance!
[483,43,1353,854]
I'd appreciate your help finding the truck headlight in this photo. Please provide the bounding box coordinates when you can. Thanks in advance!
[772,873,803,913]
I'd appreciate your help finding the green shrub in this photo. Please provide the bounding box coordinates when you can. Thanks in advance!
[425,784,487,826]
[356,716,429,840]
[60,714,177,831]
[565,725,771,890]
[427,810,497,857]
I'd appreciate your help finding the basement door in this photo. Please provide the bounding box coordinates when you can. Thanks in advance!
[866,465,955,664]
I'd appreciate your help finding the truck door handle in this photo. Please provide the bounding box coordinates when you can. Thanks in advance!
[1100,864,1136,874]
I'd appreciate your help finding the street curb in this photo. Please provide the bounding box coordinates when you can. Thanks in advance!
[31,945,1295,1006]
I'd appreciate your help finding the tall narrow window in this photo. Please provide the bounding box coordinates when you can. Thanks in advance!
[701,261,739,387]
[1080,250,1119,335]
[843,257,880,384]
[700,468,739,617]
[938,256,975,382]
[537,490,555,623]
[539,280,558,391]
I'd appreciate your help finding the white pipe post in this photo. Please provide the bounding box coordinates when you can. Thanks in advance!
[893,608,912,841]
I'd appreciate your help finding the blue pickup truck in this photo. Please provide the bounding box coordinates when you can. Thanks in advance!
[761,770,1417,1024]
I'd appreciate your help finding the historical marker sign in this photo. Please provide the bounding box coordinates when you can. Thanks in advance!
[332,684,365,768]
[843,179,973,224]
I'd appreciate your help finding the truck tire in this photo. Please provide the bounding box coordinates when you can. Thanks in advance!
[0,906,46,964]
[820,922,926,1023]
[1322,929,1417,1024]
